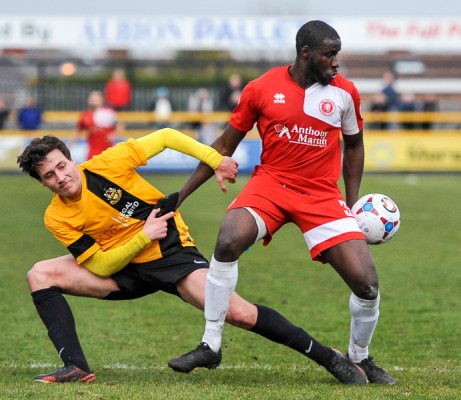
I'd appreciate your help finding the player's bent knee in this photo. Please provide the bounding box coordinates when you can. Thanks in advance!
[215,234,245,260]
[352,262,379,300]
[354,284,379,300]
[365,284,380,300]
[27,260,58,289]
[216,228,257,259]
[27,262,43,284]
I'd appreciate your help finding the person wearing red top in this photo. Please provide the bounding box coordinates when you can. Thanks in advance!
[76,90,120,160]
[104,68,132,111]
[168,20,396,385]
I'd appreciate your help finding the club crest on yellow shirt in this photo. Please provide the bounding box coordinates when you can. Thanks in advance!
[104,187,122,205]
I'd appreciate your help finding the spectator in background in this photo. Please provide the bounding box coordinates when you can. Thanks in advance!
[223,73,243,111]
[17,96,42,130]
[399,93,418,130]
[75,90,121,160]
[188,88,215,144]
[149,87,173,129]
[368,93,389,130]
[0,98,10,130]
[378,70,400,130]
[197,122,218,146]
[421,93,439,130]
[188,88,214,116]
[104,68,132,111]
[381,70,399,111]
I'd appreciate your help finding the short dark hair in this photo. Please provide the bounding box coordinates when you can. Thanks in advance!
[295,20,340,54]
[17,135,71,180]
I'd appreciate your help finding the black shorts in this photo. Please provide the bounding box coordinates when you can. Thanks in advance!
[104,246,209,301]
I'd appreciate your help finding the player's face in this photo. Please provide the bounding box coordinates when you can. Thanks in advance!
[37,149,82,200]
[88,91,104,108]
[307,38,341,86]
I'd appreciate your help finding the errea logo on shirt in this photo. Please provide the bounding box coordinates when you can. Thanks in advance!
[273,93,285,104]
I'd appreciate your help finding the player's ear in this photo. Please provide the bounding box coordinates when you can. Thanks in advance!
[301,45,311,56]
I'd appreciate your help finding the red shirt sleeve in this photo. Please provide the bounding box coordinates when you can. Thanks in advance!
[229,81,259,133]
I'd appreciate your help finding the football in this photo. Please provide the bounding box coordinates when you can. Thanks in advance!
[351,193,400,245]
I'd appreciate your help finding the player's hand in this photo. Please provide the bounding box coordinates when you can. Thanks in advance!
[215,156,239,193]
[156,192,179,216]
[142,208,174,241]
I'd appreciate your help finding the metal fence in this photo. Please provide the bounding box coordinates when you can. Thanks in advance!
[0,55,272,111]
[0,82,227,112]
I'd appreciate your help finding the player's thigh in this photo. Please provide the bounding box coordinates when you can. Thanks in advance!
[225,173,288,250]
[215,208,261,260]
[28,254,118,298]
[322,239,379,298]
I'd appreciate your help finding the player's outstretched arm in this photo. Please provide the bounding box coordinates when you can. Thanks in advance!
[177,124,246,207]
[137,127,241,197]
[155,156,238,215]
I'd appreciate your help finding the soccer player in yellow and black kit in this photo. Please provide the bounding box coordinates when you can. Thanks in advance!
[18,128,366,384]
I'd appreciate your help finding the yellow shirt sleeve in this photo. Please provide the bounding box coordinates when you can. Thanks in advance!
[137,128,223,169]
[82,231,151,278]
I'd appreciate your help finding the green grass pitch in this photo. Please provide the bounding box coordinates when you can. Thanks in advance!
[0,173,460,399]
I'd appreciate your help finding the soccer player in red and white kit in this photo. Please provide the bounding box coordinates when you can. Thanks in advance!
[168,20,396,385]
[75,90,120,160]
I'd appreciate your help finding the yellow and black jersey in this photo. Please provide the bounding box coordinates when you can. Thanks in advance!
[45,130,221,267]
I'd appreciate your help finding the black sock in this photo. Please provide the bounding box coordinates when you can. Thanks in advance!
[31,286,91,373]
[250,304,335,367]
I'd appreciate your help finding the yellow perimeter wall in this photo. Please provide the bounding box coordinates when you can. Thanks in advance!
[364,132,461,172]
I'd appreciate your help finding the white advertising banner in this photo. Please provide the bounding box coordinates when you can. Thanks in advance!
[0,16,460,55]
